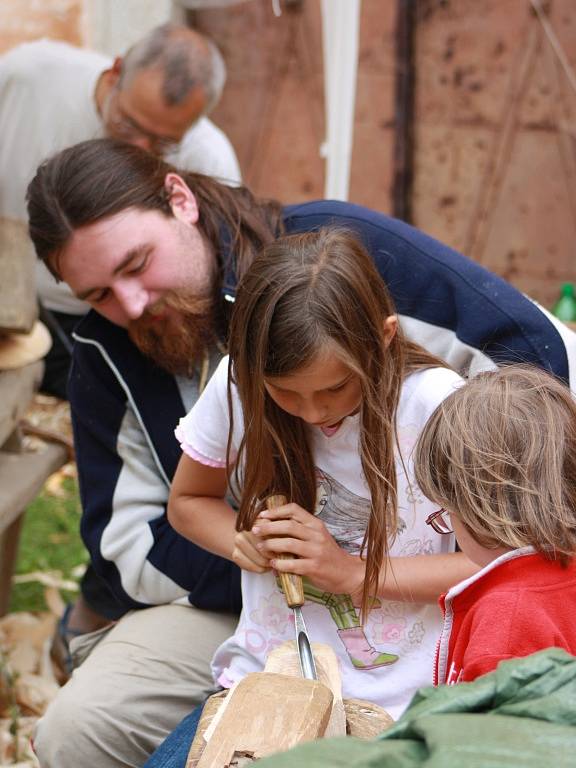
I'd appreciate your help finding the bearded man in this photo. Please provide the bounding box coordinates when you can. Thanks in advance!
[26,138,576,768]
[0,23,242,691]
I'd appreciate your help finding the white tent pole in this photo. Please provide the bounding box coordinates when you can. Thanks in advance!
[84,0,173,53]
[320,0,361,201]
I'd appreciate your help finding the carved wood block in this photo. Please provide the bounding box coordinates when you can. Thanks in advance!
[194,672,333,768]
[188,639,395,767]
[189,642,350,767]
[263,641,346,737]
[0,217,37,333]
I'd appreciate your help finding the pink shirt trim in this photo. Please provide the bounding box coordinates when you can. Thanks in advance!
[174,425,227,468]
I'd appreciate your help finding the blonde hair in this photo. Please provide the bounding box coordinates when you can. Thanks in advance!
[415,364,576,563]
[228,227,448,619]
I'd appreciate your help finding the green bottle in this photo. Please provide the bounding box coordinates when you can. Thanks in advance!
[552,283,576,322]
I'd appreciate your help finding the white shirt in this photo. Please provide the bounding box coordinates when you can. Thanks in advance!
[176,356,463,719]
[0,39,241,314]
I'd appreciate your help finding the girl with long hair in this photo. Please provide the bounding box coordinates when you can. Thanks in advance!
[141,227,478,767]
[165,226,476,727]
[415,364,576,685]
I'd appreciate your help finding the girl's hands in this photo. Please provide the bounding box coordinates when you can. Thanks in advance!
[252,502,364,596]
[232,530,272,573]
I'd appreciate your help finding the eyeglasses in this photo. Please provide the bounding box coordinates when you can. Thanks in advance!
[104,88,181,154]
[425,508,453,535]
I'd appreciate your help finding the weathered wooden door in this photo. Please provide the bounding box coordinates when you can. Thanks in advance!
[411,0,576,306]
[190,0,398,210]
[195,0,576,308]
[5,0,573,308]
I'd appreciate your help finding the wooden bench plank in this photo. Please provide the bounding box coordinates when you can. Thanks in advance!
[0,216,37,333]
[0,443,68,616]
[0,443,68,534]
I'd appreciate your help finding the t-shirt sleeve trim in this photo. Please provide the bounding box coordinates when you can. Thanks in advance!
[175,424,227,467]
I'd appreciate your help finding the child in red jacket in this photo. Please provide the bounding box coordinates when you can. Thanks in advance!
[415,364,576,685]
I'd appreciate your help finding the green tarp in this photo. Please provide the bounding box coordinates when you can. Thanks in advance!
[258,648,576,767]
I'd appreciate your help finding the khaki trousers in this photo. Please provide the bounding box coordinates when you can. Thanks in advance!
[33,604,237,768]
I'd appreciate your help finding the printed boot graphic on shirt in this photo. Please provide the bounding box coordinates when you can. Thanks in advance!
[276,470,406,670]
[307,586,398,668]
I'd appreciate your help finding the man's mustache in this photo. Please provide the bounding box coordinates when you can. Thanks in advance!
[127,291,215,376]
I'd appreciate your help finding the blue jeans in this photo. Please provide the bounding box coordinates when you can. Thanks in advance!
[143,702,205,768]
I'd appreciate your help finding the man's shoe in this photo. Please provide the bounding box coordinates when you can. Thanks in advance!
[49,603,84,684]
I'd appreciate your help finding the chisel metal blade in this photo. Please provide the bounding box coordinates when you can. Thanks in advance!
[266,494,319,681]
[294,606,318,680]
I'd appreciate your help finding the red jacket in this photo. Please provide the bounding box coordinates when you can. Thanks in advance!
[435,548,576,685]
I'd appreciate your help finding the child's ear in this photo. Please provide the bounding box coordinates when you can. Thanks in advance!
[164,173,199,225]
[383,315,398,348]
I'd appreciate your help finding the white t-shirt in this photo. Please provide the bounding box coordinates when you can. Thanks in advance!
[0,39,241,314]
[176,356,463,719]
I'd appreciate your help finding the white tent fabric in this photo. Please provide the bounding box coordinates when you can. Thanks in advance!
[321,0,361,201]
[172,0,361,200]
[175,0,253,7]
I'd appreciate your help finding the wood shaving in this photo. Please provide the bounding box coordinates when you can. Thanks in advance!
[0,602,62,766]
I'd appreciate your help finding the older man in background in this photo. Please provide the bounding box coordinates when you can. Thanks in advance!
[0,22,241,400]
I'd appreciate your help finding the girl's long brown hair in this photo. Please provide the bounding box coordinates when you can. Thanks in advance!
[228,228,448,619]
[415,364,576,564]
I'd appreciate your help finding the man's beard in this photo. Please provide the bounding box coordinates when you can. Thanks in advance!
[128,292,216,377]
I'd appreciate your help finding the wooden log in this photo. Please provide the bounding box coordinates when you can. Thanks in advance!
[188,641,395,767]
[0,217,37,333]
[344,698,394,738]
[186,691,228,767]
[189,642,346,767]
[264,644,394,737]
[194,673,333,768]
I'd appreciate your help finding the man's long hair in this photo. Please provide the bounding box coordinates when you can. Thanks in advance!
[26,137,284,308]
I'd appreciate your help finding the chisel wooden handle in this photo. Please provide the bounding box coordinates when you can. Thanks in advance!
[266,494,305,609]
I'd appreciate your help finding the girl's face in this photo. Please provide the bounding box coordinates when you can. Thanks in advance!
[264,350,362,431]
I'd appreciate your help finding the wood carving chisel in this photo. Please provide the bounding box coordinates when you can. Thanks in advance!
[266,494,318,680]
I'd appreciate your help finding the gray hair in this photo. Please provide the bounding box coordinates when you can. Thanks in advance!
[119,23,226,114]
